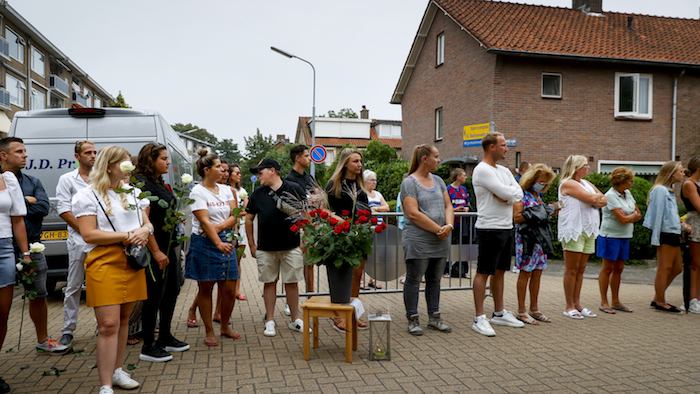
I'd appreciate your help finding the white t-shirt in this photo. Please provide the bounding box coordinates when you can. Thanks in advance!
[0,172,27,239]
[472,162,523,230]
[189,183,235,235]
[56,169,90,246]
[72,186,150,252]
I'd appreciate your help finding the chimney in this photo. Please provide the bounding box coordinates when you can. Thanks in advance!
[627,16,635,30]
[572,0,602,13]
[276,134,287,142]
[360,105,369,119]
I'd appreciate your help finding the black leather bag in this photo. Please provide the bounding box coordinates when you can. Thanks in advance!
[93,192,149,270]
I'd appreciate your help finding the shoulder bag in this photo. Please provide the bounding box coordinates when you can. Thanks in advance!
[92,191,149,270]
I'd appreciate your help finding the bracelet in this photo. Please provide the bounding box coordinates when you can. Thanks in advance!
[22,251,31,257]
[446,223,454,230]
[125,231,130,240]
[145,225,153,236]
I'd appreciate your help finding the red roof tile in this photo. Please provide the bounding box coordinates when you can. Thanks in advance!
[435,0,700,65]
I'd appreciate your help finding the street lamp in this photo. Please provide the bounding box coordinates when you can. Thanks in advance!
[271,46,316,177]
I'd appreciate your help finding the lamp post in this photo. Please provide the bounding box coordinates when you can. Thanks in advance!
[271,46,316,177]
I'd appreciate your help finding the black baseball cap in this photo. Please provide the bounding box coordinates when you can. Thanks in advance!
[250,158,281,174]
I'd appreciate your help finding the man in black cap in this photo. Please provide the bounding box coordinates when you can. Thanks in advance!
[245,158,308,337]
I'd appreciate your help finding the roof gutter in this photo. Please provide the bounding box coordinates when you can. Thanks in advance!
[486,49,700,70]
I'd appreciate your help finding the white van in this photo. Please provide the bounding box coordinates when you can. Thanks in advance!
[9,107,192,292]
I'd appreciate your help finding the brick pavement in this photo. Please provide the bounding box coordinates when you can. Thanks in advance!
[1,254,699,393]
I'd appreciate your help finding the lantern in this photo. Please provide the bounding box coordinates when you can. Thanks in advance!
[368,299,391,361]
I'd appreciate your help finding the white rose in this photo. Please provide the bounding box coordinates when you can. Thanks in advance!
[239,189,248,200]
[181,173,194,184]
[119,161,136,173]
[16,263,23,271]
[29,242,45,254]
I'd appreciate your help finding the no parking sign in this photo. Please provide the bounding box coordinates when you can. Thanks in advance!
[310,145,327,164]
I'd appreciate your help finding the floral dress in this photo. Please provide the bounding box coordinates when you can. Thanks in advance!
[515,190,547,272]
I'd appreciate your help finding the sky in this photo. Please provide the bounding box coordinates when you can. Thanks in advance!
[12,0,699,151]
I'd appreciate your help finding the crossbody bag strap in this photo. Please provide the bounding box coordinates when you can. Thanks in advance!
[92,191,126,248]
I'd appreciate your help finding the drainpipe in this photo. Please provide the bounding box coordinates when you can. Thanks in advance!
[671,69,685,161]
[26,35,31,110]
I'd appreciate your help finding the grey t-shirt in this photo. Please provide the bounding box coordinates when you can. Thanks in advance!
[400,174,450,260]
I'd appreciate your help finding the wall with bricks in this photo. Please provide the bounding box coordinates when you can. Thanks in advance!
[675,71,700,165]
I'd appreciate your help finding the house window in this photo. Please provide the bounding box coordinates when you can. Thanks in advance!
[31,88,46,110]
[94,96,101,108]
[436,33,444,66]
[6,74,25,107]
[615,72,653,119]
[542,73,562,98]
[435,108,443,140]
[377,124,401,138]
[5,27,24,63]
[31,47,46,78]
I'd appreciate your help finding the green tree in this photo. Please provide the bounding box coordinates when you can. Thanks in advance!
[108,91,130,108]
[244,128,274,165]
[320,108,358,118]
[215,138,243,164]
[172,123,218,145]
[364,140,398,169]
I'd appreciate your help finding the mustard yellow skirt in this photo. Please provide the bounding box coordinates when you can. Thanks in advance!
[84,244,147,308]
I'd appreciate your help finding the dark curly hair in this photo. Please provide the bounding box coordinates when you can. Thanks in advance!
[134,142,168,184]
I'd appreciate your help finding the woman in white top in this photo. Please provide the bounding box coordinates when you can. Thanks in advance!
[363,169,389,289]
[558,155,606,319]
[184,148,238,346]
[229,163,248,300]
[73,145,153,394]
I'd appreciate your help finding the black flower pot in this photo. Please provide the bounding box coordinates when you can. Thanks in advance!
[326,261,354,304]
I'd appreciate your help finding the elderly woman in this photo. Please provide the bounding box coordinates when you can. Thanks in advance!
[681,156,700,313]
[362,169,388,289]
[513,163,556,325]
[644,161,693,313]
[597,167,641,314]
[559,155,607,319]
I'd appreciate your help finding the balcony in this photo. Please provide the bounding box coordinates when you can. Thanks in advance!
[49,75,70,98]
[0,88,11,111]
[0,37,9,63]
[71,92,88,107]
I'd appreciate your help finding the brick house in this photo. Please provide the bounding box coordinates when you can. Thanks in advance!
[294,107,402,164]
[0,3,113,136]
[391,0,700,175]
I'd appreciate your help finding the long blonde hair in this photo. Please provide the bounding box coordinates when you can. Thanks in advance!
[648,161,682,204]
[329,148,365,198]
[91,145,130,215]
[408,144,435,175]
[560,155,588,183]
[519,163,555,194]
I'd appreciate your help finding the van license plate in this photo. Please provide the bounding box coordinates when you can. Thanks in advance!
[41,230,68,241]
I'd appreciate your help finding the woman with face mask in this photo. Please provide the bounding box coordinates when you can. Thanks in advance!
[512,163,557,325]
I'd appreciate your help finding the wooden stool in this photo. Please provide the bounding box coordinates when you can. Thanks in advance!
[302,296,358,363]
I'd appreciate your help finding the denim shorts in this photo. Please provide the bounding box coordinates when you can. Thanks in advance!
[14,245,49,298]
[596,236,630,261]
[185,231,239,282]
[0,238,15,289]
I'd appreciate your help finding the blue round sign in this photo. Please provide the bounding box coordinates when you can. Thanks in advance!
[251,175,258,183]
[310,145,327,164]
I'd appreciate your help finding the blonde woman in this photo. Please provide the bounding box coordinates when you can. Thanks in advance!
[681,157,700,313]
[558,155,606,319]
[513,164,557,324]
[73,145,153,394]
[325,148,370,331]
[644,161,692,313]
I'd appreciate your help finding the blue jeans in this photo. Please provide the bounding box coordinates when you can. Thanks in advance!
[403,257,444,319]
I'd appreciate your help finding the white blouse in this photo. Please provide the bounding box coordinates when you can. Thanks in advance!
[0,172,27,238]
[72,186,150,252]
[558,179,601,243]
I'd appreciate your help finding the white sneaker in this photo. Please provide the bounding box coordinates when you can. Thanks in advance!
[491,309,525,328]
[112,367,139,389]
[99,385,114,394]
[288,318,309,333]
[264,320,276,337]
[284,304,291,316]
[472,315,496,336]
[690,299,700,314]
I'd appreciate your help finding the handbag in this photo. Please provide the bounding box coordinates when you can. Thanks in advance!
[92,191,149,270]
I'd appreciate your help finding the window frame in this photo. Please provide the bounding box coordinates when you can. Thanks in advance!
[541,72,562,99]
[435,107,443,141]
[31,88,46,110]
[5,27,24,63]
[6,74,25,108]
[30,46,46,78]
[436,33,444,66]
[614,72,653,119]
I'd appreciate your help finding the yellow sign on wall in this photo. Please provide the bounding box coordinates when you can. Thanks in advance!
[463,123,492,147]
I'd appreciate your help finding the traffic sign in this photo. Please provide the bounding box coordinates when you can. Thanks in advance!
[251,175,258,183]
[310,145,327,164]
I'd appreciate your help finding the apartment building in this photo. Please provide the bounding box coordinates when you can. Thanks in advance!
[0,2,113,135]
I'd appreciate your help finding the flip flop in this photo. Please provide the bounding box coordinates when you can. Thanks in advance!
[598,307,616,314]
[612,305,633,313]
[204,338,219,347]
[187,318,198,328]
[237,294,248,301]
[221,331,242,340]
[367,280,382,289]
[563,310,584,319]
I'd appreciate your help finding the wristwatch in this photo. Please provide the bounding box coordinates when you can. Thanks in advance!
[22,251,31,257]
[446,223,454,230]
[146,225,154,236]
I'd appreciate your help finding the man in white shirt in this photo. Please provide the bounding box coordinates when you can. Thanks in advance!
[471,132,524,336]
[56,141,96,347]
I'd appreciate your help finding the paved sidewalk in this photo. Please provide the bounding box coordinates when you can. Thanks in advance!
[1,254,698,393]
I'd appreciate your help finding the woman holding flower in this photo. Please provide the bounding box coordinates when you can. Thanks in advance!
[73,145,153,393]
[400,144,453,336]
[185,148,239,346]
[325,148,371,331]
[133,143,189,363]
[229,163,248,300]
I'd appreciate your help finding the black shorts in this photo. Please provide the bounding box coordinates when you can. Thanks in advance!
[659,232,681,247]
[476,229,514,275]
